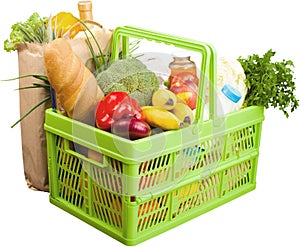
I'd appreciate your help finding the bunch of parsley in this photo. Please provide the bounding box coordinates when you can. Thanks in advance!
[238,49,299,117]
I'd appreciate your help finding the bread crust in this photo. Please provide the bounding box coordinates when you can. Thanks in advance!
[44,38,104,124]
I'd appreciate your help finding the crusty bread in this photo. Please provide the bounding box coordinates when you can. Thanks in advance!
[44,38,104,124]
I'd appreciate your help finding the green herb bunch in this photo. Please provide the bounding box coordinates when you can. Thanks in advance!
[238,49,299,117]
[4,12,49,52]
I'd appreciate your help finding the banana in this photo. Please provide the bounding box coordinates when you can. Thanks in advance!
[152,89,177,110]
[142,106,183,130]
[171,103,195,126]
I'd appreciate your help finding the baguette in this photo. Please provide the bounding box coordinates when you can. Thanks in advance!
[44,38,104,124]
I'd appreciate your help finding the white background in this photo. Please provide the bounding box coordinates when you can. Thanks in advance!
[1,0,300,246]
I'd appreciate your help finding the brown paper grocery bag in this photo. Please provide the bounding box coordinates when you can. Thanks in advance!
[16,42,51,191]
[16,27,113,191]
[69,27,113,71]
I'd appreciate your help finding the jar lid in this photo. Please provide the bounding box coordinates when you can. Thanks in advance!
[221,84,242,103]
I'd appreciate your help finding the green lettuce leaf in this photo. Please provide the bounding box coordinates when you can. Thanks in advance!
[4,12,48,52]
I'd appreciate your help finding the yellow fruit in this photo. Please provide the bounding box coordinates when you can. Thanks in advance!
[152,89,177,110]
[51,12,82,38]
[142,106,183,130]
[171,103,195,126]
[176,95,186,104]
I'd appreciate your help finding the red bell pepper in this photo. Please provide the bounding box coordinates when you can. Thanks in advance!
[95,92,145,131]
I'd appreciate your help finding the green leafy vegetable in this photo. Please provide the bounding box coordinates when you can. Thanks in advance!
[238,49,299,117]
[96,58,160,106]
[4,12,49,52]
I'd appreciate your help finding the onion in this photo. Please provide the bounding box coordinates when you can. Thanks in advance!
[111,118,151,140]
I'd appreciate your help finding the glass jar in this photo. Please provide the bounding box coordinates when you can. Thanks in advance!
[168,54,197,86]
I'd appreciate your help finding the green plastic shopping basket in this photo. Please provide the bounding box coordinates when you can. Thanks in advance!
[44,26,265,245]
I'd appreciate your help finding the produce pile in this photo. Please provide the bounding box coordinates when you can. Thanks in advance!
[43,36,196,140]
[4,11,299,142]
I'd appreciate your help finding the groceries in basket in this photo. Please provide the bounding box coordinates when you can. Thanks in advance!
[42,38,299,141]
[4,4,299,133]
[5,8,299,140]
[4,2,299,196]
[42,38,200,140]
[3,2,300,243]
[42,26,268,245]
[95,91,151,140]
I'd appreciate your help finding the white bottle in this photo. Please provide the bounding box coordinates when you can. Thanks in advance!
[217,84,242,116]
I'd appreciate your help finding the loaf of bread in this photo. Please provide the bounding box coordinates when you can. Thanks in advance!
[44,38,104,124]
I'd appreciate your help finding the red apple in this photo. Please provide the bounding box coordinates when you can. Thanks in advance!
[169,72,199,86]
[169,80,198,110]
[177,92,197,110]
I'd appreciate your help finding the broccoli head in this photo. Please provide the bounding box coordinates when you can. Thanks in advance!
[96,58,160,106]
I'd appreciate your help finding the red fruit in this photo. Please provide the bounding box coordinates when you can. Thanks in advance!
[169,72,199,86]
[177,92,197,110]
[169,80,198,110]
[183,79,198,91]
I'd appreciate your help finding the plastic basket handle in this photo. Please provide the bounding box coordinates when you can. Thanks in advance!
[63,139,108,168]
[110,26,217,123]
